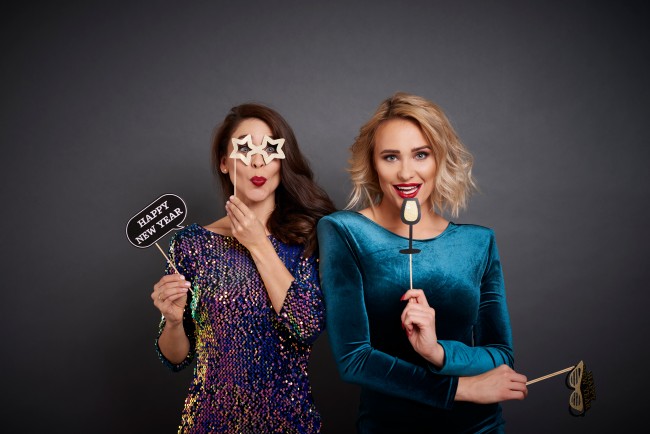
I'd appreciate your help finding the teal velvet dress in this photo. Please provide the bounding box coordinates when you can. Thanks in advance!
[317,211,514,434]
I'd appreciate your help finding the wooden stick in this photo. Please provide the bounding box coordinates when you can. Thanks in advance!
[155,242,180,274]
[409,253,413,290]
[233,161,237,197]
[526,366,574,385]
[155,242,192,294]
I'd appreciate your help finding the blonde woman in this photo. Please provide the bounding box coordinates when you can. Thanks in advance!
[317,93,527,433]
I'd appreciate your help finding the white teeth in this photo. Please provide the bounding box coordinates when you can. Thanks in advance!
[395,185,418,193]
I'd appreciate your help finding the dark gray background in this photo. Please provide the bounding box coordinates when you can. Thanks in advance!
[2,1,648,433]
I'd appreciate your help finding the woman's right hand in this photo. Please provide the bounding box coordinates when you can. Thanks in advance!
[456,364,528,403]
[152,274,190,325]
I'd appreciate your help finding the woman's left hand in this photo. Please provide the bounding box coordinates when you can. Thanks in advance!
[225,195,269,250]
[400,289,445,367]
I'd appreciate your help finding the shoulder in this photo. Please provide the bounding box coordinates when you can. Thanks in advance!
[318,210,367,230]
[451,222,495,236]
[169,223,209,246]
[448,222,497,242]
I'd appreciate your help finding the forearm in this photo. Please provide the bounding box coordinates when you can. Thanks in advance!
[454,364,527,404]
[248,238,295,313]
[158,320,190,364]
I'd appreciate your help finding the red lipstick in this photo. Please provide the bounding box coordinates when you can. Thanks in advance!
[393,183,421,199]
[251,176,267,187]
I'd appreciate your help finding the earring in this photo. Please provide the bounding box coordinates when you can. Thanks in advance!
[222,168,228,174]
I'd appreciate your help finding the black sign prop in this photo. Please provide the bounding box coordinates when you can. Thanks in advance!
[126,193,188,277]
[126,194,187,248]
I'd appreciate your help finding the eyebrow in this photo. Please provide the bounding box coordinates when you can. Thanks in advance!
[234,134,275,140]
[378,146,430,154]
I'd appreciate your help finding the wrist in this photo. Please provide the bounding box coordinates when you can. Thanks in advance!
[455,376,472,402]
[425,342,445,367]
[164,316,184,328]
[248,237,275,261]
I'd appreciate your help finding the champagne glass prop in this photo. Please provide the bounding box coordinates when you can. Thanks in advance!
[399,198,421,290]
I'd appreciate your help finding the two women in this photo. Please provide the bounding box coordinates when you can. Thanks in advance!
[318,93,527,433]
[151,93,527,433]
[151,103,336,433]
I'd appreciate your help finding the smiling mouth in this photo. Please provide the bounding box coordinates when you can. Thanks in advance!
[393,184,421,198]
[251,176,267,187]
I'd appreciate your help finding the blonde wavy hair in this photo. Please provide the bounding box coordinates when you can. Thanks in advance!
[346,92,477,217]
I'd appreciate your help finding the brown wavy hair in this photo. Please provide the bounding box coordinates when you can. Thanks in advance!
[211,103,336,256]
[347,92,476,217]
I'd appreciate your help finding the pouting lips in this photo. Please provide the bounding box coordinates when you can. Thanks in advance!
[251,176,267,187]
[393,184,421,198]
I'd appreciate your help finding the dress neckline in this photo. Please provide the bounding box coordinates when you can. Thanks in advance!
[191,222,276,240]
[351,211,455,242]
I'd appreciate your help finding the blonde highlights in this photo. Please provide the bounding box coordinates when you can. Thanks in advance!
[346,92,477,217]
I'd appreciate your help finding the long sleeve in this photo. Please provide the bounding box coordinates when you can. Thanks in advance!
[275,252,325,345]
[317,215,458,410]
[432,231,514,376]
[154,232,196,372]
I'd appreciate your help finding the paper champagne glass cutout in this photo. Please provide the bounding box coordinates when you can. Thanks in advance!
[399,198,421,254]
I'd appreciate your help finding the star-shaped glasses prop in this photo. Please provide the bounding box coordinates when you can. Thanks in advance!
[229,134,286,166]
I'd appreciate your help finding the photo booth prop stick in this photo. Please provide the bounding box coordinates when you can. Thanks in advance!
[526,360,596,417]
[229,134,286,196]
[399,198,421,290]
[126,193,187,278]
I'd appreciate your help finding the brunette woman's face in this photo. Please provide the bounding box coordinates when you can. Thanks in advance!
[220,118,282,205]
[373,118,436,213]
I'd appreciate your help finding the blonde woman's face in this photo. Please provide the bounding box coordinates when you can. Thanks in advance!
[373,118,436,212]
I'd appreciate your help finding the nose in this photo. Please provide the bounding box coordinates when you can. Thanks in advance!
[397,160,414,181]
[251,153,265,168]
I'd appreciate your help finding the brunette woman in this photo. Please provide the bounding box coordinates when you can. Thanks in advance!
[152,103,336,433]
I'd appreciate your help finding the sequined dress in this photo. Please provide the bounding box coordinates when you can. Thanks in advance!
[156,223,324,433]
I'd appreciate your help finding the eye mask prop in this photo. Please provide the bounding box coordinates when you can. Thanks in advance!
[526,360,596,416]
[396,198,597,417]
[229,134,286,196]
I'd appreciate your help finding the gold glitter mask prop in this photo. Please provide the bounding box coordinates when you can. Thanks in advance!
[526,359,596,417]
[229,134,286,166]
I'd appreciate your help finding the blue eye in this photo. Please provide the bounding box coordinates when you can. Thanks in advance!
[384,155,397,162]
[265,145,276,153]
[415,152,428,160]
[238,145,251,153]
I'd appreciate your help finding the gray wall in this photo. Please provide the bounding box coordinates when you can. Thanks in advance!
[2,1,648,433]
